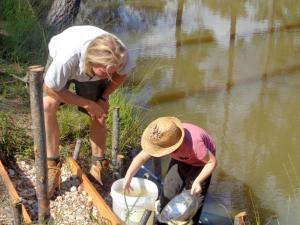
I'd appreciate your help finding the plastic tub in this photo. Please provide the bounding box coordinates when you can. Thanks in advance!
[111,177,158,225]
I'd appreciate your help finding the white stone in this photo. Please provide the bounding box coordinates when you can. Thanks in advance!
[61,176,68,182]
[8,169,15,176]
[70,186,77,192]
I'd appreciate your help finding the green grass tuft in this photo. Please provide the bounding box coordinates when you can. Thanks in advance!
[0,112,33,159]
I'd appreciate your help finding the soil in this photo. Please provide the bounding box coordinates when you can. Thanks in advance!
[0,176,14,225]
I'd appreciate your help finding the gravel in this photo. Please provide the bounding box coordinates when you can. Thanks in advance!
[3,159,115,225]
[0,176,14,225]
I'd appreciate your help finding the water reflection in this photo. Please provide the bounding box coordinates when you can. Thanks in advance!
[148,27,300,106]
[206,168,278,225]
[75,0,300,224]
[77,0,167,33]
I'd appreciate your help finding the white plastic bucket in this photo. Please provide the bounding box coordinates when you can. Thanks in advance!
[111,177,158,225]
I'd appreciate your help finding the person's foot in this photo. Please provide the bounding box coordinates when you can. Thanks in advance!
[47,160,62,199]
[89,159,109,185]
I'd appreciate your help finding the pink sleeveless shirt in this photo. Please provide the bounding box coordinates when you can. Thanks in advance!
[170,123,216,167]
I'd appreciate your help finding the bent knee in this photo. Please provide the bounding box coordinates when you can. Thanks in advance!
[43,96,60,113]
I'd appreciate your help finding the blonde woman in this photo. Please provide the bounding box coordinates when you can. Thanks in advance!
[43,25,133,198]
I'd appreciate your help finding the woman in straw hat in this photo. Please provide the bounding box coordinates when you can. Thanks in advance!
[123,116,217,225]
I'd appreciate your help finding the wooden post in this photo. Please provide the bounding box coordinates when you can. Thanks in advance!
[116,154,125,177]
[138,210,152,225]
[111,107,120,169]
[12,198,22,225]
[234,211,247,225]
[72,139,82,160]
[28,65,50,223]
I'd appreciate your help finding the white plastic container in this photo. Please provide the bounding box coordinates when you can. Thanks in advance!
[111,177,158,225]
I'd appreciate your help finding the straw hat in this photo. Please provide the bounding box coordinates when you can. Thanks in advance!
[141,117,184,157]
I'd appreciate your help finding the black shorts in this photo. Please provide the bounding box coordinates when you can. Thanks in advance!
[160,159,212,224]
[44,56,109,115]
[65,79,110,114]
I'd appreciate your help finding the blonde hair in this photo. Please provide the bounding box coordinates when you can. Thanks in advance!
[84,34,127,79]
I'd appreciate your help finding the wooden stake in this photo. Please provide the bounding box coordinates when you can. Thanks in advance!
[12,198,22,225]
[111,107,120,169]
[28,65,50,223]
[116,154,125,177]
[72,139,82,160]
[138,210,152,225]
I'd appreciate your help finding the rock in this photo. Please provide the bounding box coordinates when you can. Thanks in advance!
[87,196,92,202]
[70,186,77,192]
[27,200,34,205]
[77,184,83,192]
[8,169,15,176]
[61,176,68,182]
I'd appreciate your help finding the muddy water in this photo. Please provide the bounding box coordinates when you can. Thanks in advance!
[76,1,300,224]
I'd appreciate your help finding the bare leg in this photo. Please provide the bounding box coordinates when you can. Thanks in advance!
[89,118,107,185]
[43,95,62,198]
[89,118,107,157]
[43,96,61,158]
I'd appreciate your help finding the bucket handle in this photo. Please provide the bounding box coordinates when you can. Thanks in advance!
[123,192,142,223]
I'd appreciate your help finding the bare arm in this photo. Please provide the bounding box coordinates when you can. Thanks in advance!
[123,151,151,192]
[45,85,90,107]
[44,85,105,122]
[191,151,217,195]
[100,74,127,100]
[96,74,127,121]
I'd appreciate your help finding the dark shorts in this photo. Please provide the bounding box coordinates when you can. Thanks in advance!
[45,56,110,115]
[160,159,211,224]
[65,79,109,114]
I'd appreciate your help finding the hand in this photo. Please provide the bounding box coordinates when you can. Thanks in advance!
[96,99,109,124]
[97,98,109,114]
[191,180,202,196]
[122,177,133,194]
[84,100,106,122]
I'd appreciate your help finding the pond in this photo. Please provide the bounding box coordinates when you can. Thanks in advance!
[76,1,300,224]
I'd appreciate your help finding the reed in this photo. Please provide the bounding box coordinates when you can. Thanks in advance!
[249,188,261,225]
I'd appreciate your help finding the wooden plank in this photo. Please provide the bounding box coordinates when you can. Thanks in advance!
[67,157,122,225]
[0,160,32,224]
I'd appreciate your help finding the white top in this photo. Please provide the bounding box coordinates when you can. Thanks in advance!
[44,25,133,91]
